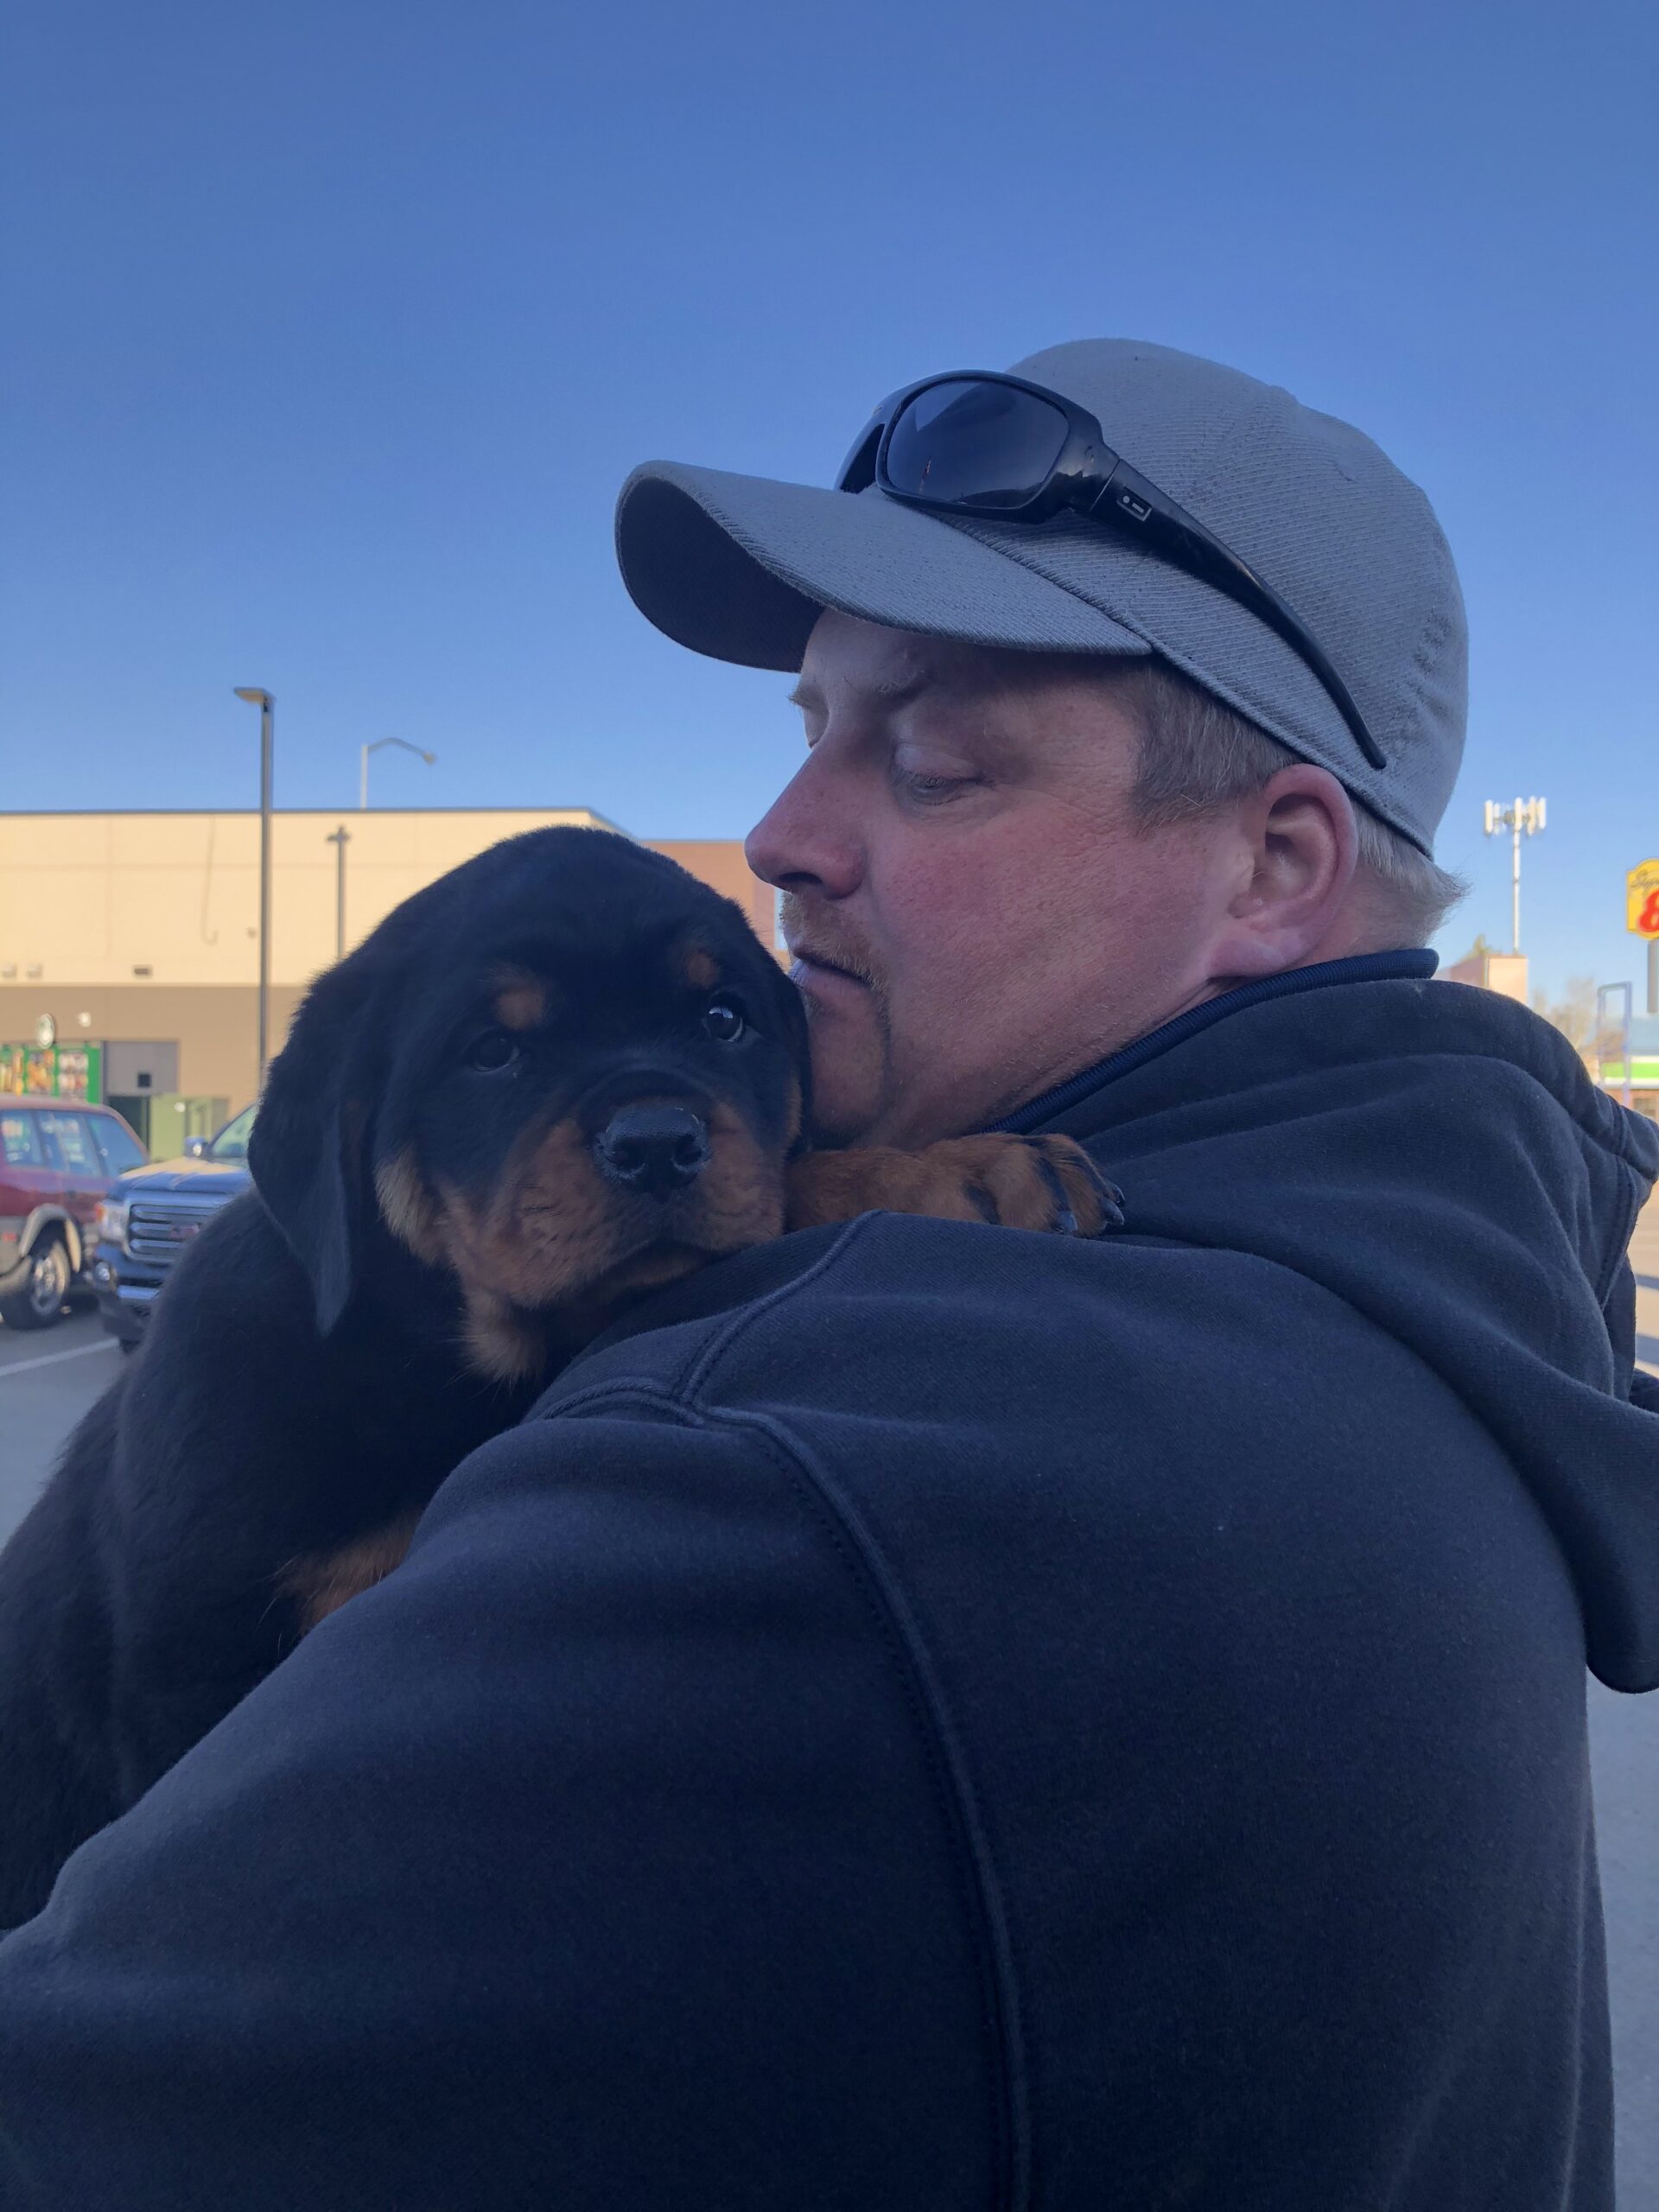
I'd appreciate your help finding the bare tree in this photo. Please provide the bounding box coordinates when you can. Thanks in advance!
[1532,976,1624,1067]
[1452,930,1499,965]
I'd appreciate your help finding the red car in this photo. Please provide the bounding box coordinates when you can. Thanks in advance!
[0,1100,148,1332]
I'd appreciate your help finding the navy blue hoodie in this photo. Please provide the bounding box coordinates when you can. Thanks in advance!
[0,964,1655,2209]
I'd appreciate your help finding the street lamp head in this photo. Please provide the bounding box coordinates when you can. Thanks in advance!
[421,751,437,765]
[234,687,272,706]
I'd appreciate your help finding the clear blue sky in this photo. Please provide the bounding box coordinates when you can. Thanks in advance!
[3,0,1655,1002]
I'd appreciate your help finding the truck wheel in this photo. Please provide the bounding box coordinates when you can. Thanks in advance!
[0,1235,72,1331]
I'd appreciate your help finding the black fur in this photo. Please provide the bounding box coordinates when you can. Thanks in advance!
[0,829,809,1927]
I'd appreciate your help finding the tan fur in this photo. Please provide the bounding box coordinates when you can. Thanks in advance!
[459,1289,550,1384]
[388,1109,1100,1382]
[374,1149,447,1264]
[491,968,550,1033]
[679,944,720,992]
[786,1133,1113,1236]
[691,1096,788,1247]
[437,1116,622,1317]
[435,1099,788,1370]
[280,1511,424,1633]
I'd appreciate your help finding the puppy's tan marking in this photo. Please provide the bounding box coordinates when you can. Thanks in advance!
[375,1149,447,1264]
[491,967,551,1033]
[280,1510,424,1633]
[436,1096,790,1360]
[786,1133,1115,1236]
[686,1096,788,1247]
[437,1116,620,1323]
[460,1289,549,1384]
[679,944,720,993]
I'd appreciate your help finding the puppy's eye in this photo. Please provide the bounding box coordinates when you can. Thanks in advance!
[702,995,747,1044]
[465,1027,521,1072]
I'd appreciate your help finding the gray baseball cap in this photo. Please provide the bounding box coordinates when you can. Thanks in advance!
[614,338,1467,855]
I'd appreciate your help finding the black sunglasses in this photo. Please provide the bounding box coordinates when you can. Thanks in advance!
[836,371,1385,773]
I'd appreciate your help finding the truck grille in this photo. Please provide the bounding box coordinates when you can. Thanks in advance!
[126,1198,224,1267]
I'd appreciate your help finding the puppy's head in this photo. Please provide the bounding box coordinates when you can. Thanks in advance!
[251,829,808,1376]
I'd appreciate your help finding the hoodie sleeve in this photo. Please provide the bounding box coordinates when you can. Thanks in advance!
[0,1395,999,2212]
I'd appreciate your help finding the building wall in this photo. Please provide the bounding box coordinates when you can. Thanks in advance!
[0,984,308,1110]
[0,808,633,989]
[0,811,778,1118]
[1440,950,1529,1001]
[651,840,779,950]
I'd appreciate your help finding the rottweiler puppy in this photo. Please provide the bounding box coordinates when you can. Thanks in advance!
[0,828,1120,1924]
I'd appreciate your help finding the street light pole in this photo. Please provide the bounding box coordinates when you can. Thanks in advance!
[359,735,437,808]
[1482,796,1547,953]
[325,825,351,961]
[234,688,276,1087]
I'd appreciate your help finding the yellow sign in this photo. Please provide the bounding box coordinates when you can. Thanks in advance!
[1629,860,1659,937]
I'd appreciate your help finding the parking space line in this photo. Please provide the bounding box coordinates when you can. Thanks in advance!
[0,1339,120,1380]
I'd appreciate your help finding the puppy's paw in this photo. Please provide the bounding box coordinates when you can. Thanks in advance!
[919,1132,1124,1236]
[785,1134,1123,1236]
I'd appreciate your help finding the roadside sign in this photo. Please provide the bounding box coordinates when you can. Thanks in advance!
[0,1043,103,1103]
[1627,859,1659,937]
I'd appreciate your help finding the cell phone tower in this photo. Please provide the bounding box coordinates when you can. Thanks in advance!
[1483,797,1547,954]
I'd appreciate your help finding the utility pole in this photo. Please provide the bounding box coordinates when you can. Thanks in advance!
[234,688,276,1087]
[325,825,351,961]
[1598,982,1633,1110]
[1482,797,1547,953]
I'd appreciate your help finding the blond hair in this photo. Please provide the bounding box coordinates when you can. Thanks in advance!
[1110,659,1466,944]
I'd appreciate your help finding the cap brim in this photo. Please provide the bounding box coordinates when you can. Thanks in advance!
[614,462,1151,671]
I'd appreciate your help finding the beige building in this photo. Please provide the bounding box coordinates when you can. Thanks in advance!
[0,809,777,1135]
[1440,949,1529,1001]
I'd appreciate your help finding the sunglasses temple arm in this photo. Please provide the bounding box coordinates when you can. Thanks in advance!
[1092,461,1387,772]
[835,397,900,494]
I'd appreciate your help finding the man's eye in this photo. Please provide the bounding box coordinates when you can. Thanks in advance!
[702,996,748,1043]
[894,760,977,804]
[465,1028,521,1072]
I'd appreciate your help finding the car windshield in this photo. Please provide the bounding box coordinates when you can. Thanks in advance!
[207,1104,257,1162]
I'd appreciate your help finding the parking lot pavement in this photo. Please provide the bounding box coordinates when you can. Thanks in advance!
[0,1307,121,1548]
[0,1262,1655,2190]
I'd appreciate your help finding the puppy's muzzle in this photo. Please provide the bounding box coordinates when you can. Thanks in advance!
[593,1104,710,1199]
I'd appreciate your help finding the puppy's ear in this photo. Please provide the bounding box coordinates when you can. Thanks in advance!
[249,961,385,1337]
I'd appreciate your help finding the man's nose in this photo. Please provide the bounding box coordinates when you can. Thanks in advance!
[746,755,861,902]
[593,1105,710,1198]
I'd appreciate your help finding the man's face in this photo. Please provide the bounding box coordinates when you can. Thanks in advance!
[745,612,1246,1147]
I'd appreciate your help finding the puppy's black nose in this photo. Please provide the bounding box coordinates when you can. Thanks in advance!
[594,1104,710,1198]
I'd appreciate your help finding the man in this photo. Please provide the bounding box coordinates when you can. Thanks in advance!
[2,340,1655,2209]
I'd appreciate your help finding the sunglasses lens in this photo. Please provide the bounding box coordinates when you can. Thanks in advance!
[884,380,1070,512]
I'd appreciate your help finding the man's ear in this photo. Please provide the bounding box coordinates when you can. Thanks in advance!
[1206,764,1359,982]
[248,962,385,1337]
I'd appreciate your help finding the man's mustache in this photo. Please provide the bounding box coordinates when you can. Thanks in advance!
[777,893,883,991]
